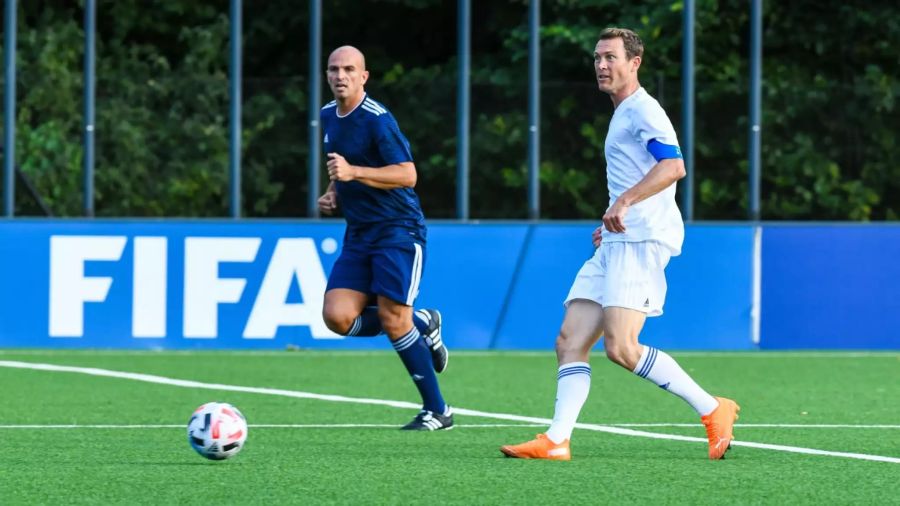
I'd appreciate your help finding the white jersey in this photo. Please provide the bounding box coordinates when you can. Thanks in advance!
[601,87,685,255]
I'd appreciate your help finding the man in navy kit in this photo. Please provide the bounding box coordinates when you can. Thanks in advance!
[317,45,452,431]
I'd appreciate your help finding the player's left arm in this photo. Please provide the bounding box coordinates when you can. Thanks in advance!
[603,107,686,233]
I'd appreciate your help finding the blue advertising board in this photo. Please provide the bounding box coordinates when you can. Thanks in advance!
[0,220,755,350]
[760,225,900,349]
[493,224,755,350]
[1,220,895,350]
[0,221,346,349]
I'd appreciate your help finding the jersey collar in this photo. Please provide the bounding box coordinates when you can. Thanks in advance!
[336,92,367,118]
[617,87,645,109]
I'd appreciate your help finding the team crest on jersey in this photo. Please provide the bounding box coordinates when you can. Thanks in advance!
[324,134,329,143]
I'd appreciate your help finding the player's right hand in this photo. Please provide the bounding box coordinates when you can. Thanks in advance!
[592,226,603,248]
[602,199,629,233]
[318,191,338,215]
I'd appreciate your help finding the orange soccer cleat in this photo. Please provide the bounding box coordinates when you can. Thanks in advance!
[701,396,741,460]
[500,434,571,461]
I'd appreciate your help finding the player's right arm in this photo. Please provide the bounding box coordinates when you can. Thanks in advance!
[604,102,685,233]
[326,153,416,190]
[325,110,417,190]
[318,181,338,215]
[603,157,685,232]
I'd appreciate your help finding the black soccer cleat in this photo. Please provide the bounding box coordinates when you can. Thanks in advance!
[417,308,449,373]
[400,407,454,431]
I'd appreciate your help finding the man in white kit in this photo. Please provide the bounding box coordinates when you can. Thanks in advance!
[500,27,740,461]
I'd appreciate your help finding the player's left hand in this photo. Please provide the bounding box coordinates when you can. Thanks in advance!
[602,200,628,233]
[327,153,357,182]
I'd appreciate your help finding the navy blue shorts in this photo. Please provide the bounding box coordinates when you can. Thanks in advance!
[326,233,426,306]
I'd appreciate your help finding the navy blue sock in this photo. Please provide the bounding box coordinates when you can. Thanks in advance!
[345,307,382,336]
[345,306,430,337]
[391,327,446,413]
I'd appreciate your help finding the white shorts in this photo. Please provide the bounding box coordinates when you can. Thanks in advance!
[564,241,671,317]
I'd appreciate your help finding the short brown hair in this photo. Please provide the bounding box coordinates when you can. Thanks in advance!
[598,27,644,60]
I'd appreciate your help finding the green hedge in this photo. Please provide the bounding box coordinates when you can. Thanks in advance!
[4,0,897,220]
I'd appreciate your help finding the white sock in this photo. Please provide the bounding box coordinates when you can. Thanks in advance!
[633,346,719,416]
[545,362,591,444]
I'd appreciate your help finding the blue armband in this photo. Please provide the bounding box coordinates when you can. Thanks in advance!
[647,139,683,161]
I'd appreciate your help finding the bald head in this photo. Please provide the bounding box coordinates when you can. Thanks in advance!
[328,45,366,71]
[326,46,370,110]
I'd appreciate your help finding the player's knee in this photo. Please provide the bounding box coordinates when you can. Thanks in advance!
[603,345,627,367]
[377,307,408,337]
[603,340,640,370]
[322,307,354,335]
[379,318,412,338]
[555,329,586,355]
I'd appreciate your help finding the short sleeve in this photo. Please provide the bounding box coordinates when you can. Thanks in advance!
[630,102,681,160]
[374,113,414,165]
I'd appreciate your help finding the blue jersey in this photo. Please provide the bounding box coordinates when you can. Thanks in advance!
[321,94,426,240]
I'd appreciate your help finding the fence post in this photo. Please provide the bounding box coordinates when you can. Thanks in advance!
[229,0,242,218]
[83,0,96,217]
[3,0,16,217]
[749,0,763,220]
[680,0,695,221]
[456,0,470,220]
[307,0,322,217]
[527,0,540,219]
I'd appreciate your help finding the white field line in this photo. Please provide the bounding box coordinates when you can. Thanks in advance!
[1,423,897,430]
[0,350,897,359]
[614,423,900,429]
[1,360,898,465]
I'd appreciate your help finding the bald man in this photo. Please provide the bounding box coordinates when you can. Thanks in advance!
[317,46,453,431]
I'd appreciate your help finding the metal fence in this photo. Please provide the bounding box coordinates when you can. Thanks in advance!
[2,0,765,220]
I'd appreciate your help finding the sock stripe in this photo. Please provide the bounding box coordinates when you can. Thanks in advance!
[638,347,658,378]
[643,347,659,377]
[347,316,362,337]
[391,328,420,352]
[636,348,648,377]
[558,366,592,373]
[557,370,590,380]
[557,367,591,380]
[558,362,590,371]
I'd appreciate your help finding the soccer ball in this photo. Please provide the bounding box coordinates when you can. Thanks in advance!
[187,402,248,460]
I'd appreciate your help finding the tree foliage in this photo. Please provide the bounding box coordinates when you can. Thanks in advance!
[3,0,898,220]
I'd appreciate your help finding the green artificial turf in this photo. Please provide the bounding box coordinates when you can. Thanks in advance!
[0,350,897,504]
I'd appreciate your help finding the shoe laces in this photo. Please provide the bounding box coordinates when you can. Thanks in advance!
[702,416,722,440]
